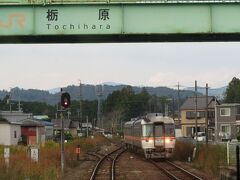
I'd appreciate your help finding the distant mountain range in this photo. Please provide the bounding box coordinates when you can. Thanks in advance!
[184,86,227,99]
[0,84,227,105]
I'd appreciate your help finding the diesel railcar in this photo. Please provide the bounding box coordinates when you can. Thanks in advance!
[124,113,175,159]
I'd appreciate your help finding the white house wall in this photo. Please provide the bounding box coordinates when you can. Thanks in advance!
[10,125,21,145]
[0,124,11,145]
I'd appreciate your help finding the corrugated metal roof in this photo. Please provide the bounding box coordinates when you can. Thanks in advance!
[20,118,44,127]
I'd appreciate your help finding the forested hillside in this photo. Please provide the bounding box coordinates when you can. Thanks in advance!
[0,84,198,105]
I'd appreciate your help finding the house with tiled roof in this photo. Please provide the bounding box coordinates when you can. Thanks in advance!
[180,96,220,139]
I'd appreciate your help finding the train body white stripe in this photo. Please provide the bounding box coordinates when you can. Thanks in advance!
[124,113,175,159]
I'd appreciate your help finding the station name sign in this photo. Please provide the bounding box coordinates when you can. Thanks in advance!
[1,4,240,36]
[0,5,122,35]
[45,9,111,31]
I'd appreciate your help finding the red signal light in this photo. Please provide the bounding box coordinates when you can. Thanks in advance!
[61,92,71,109]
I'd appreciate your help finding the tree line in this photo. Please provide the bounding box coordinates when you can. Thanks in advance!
[0,86,176,125]
[0,77,239,131]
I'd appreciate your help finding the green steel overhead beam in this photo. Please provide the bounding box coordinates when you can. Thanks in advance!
[1,3,240,43]
[1,0,240,5]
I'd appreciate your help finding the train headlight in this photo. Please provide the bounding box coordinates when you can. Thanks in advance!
[149,139,153,143]
[165,138,170,143]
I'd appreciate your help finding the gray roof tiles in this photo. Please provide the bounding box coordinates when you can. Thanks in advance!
[180,96,219,110]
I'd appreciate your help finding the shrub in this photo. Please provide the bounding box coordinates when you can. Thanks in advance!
[193,144,227,177]
[173,141,195,161]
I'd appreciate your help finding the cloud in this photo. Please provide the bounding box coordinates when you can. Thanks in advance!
[148,69,240,88]
[148,72,180,87]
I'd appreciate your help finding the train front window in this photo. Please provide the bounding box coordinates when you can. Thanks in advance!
[154,125,163,137]
[142,125,153,137]
[165,124,175,137]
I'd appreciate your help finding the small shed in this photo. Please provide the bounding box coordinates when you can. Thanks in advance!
[20,119,45,146]
[33,115,54,140]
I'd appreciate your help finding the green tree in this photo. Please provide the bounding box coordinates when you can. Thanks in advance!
[225,77,240,103]
[103,86,151,122]
[69,100,97,123]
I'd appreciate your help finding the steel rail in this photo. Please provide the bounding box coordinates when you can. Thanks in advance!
[89,146,123,180]
[166,160,203,180]
[111,148,127,180]
[150,160,203,180]
[86,152,102,159]
[150,160,180,180]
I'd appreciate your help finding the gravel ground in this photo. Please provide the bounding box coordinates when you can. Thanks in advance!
[116,151,169,180]
[64,144,213,180]
[173,161,217,180]
[63,143,118,180]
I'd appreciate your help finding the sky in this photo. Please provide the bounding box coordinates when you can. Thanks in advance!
[0,42,239,91]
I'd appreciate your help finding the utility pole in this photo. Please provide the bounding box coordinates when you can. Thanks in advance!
[56,103,58,119]
[79,80,83,134]
[18,100,22,112]
[172,97,175,120]
[67,110,70,120]
[177,82,180,125]
[17,88,22,112]
[9,88,12,112]
[174,82,182,125]
[195,80,198,147]
[86,116,89,137]
[205,83,209,146]
[165,98,172,117]
[96,84,103,129]
[215,97,218,142]
[60,88,64,173]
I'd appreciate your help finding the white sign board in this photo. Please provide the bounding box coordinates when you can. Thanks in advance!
[4,147,10,158]
[30,147,39,162]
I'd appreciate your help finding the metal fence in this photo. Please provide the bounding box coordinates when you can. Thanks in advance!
[218,141,240,166]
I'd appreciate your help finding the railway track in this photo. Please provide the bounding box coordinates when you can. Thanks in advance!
[150,160,203,180]
[89,146,126,180]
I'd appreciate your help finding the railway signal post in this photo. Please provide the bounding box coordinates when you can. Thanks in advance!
[59,89,71,173]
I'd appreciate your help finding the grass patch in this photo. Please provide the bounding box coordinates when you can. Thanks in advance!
[193,144,227,177]
[0,134,114,179]
[173,141,228,178]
